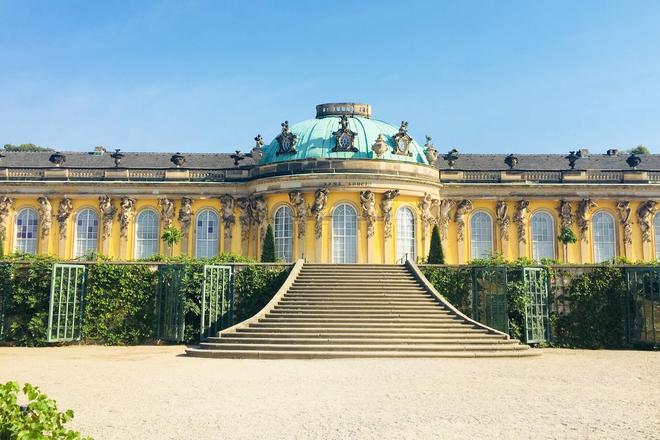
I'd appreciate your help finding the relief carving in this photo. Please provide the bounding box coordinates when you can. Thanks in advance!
[616,201,633,245]
[438,199,456,241]
[311,188,329,239]
[0,196,15,244]
[637,200,657,243]
[360,190,377,238]
[558,200,574,229]
[37,196,52,239]
[496,200,510,241]
[381,190,400,240]
[289,191,308,239]
[178,197,193,238]
[513,200,529,244]
[236,197,251,241]
[420,193,436,229]
[219,195,235,239]
[99,195,116,239]
[454,200,473,242]
[577,199,597,242]
[118,197,136,239]
[158,197,176,229]
[250,195,267,239]
[56,198,73,239]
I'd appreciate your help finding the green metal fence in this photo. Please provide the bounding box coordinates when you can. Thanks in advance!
[47,264,87,342]
[624,267,659,347]
[200,265,233,339]
[156,264,186,342]
[522,268,550,344]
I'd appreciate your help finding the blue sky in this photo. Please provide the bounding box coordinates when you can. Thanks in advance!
[1,0,659,154]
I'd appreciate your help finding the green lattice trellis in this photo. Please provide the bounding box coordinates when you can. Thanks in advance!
[47,264,87,342]
[200,265,233,340]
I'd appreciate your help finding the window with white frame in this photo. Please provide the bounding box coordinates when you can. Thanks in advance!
[74,209,99,258]
[274,206,293,262]
[135,209,159,259]
[14,208,38,254]
[195,209,219,258]
[592,211,616,262]
[332,203,357,263]
[470,211,493,259]
[531,212,555,261]
[655,214,660,260]
[396,207,416,262]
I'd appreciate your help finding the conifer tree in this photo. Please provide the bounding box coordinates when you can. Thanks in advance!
[427,224,444,264]
[261,224,276,262]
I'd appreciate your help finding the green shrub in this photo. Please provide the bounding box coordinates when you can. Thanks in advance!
[554,266,627,348]
[83,264,158,345]
[419,267,471,315]
[426,225,444,264]
[261,224,276,262]
[233,265,289,322]
[0,381,91,439]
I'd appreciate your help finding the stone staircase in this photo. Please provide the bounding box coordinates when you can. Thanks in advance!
[185,262,537,359]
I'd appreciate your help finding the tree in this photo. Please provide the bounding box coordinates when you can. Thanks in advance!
[3,143,52,152]
[630,145,650,155]
[261,224,276,262]
[427,224,444,264]
[161,226,181,257]
[558,225,578,264]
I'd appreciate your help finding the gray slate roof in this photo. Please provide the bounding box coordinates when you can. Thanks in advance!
[0,151,255,169]
[434,153,660,171]
[1,150,658,171]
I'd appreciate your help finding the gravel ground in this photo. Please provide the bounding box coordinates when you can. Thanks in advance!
[1,346,659,440]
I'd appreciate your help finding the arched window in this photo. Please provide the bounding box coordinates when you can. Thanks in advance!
[470,211,493,259]
[74,209,99,258]
[195,209,219,258]
[531,212,555,261]
[592,211,616,262]
[332,203,357,263]
[274,206,293,262]
[135,209,159,259]
[14,208,38,254]
[396,207,416,262]
[655,214,660,260]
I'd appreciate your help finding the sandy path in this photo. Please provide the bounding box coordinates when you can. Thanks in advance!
[1,346,658,440]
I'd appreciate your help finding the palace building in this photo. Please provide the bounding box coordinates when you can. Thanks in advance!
[1,102,659,264]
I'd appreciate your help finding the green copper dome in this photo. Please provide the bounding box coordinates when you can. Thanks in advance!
[259,103,429,165]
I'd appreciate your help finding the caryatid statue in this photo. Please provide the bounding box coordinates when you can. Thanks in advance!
[37,196,52,239]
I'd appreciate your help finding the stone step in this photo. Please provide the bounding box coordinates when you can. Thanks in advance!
[285,289,431,295]
[265,312,462,320]
[249,322,477,329]
[197,342,528,352]
[258,318,470,325]
[185,347,540,359]
[220,331,502,339]
[281,296,435,302]
[273,305,447,311]
[236,326,491,334]
[209,336,515,345]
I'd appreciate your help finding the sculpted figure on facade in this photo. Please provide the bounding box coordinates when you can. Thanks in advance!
[616,201,633,245]
[438,199,455,240]
[454,199,473,242]
[158,197,176,229]
[236,197,251,241]
[219,195,235,239]
[496,200,510,241]
[311,188,329,239]
[558,200,574,229]
[576,199,597,242]
[381,190,400,239]
[37,196,52,239]
[513,200,529,244]
[118,197,136,239]
[360,190,377,238]
[99,195,116,239]
[178,197,193,238]
[419,193,436,229]
[0,196,14,244]
[250,195,267,239]
[288,191,307,239]
[56,198,73,239]
[637,200,657,243]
